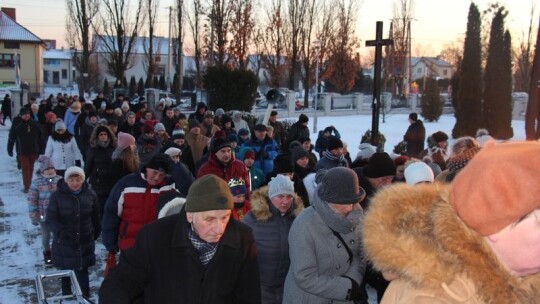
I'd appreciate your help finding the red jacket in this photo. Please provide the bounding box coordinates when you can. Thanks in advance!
[197,153,251,198]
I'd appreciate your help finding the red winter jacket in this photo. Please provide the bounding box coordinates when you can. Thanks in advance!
[197,153,251,197]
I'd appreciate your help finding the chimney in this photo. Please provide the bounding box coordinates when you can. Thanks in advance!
[1,8,16,21]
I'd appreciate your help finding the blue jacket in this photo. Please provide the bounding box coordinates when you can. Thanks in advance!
[242,136,279,175]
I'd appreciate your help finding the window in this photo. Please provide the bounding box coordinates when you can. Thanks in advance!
[417,68,422,73]
[443,69,448,76]
[0,54,20,68]
[44,59,60,66]
[62,69,67,79]
[4,42,20,49]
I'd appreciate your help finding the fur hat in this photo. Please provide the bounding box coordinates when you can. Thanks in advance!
[404,162,434,185]
[268,174,295,199]
[450,141,540,236]
[54,119,66,131]
[146,153,170,173]
[317,167,366,204]
[185,175,233,212]
[228,178,247,196]
[64,166,85,180]
[298,114,309,124]
[363,152,396,178]
[326,136,343,151]
[431,131,449,143]
[188,119,200,130]
[154,123,166,132]
[117,132,135,150]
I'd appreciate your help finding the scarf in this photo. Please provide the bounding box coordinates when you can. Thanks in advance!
[311,190,362,234]
[324,150,346,166]
[187,225,219,268]
[98,139,110,148]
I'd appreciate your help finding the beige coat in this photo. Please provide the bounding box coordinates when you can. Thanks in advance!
[363,183,540,304]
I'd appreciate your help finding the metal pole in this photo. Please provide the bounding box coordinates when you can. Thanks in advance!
[167,6,173,92]
[314,49,319,133]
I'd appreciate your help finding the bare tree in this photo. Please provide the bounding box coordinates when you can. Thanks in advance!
[298,0,319,106]
[142,0,160,83]
[258,0,288,88]
[186,0,204,87]
[207,0,234,66]
[65,0,100,95]
[513,0,536,92]
[389,0,415,96]
[286,0,307,90]
[94,0,145,82]
[229,0,255,69]
[438,40,464,69]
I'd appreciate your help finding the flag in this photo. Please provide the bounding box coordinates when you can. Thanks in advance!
[14,50,20,86]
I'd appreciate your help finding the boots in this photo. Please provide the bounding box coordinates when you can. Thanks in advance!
[61,277,72,296]
[43,251,53,267]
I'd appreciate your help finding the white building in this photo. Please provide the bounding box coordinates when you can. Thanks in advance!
[411,57,454,81]
[43,49,77,88]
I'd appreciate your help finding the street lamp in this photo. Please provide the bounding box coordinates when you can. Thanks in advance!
[312,40,321,133]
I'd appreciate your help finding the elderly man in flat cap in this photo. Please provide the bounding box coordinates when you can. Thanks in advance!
[100,174,261,303]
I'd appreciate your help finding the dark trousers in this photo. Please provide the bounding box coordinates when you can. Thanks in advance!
[18,154,38,191]
[360,263,389,303]
[61,267,90,298]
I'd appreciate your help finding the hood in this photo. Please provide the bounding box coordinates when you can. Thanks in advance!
[362,183,540,303]
[249,186,304,221]
[231,110,242,122]
[158,197,186,219]
[90,124,117,148]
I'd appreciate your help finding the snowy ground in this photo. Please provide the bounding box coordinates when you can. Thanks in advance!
[0,112,527,303]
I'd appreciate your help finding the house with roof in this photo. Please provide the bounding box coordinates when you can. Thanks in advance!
[0,7,45,93]
[411,56,454,81]
[43,48,77,89]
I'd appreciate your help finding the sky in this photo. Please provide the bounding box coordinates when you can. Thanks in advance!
[0,111,528,302]
[1,0,537,57]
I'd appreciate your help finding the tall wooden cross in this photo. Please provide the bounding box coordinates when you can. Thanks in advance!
[366,21,393,147]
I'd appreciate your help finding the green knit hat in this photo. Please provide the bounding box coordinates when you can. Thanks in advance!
[185,175,233,212]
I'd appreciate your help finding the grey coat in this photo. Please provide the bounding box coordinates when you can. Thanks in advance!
[283,192,365,304]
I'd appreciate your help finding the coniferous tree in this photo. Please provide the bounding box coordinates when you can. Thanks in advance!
[129,76,137,98]
[122,76,128,89]
[483,8,513,139]
[103,79,110,96]
[421,77,442,122]
[159,75,167,91]
[144,76,152,88]
[452,3,482,138]
[137,77,145,96]
[171,73,178,95]
[152,76,159,89]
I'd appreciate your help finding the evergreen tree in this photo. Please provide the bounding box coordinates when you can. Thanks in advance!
[144,76,152,88]
[129,76,137,98]
[137,77,145,96]
[159,75,167,91]
[152,76,159,89]
[483,8,513,139]
[452,3,482,138]
[420,77,442,122]
[103,79,110,96]
[122,76,128,89]
[171,73,178,94]
[203,66,259,111]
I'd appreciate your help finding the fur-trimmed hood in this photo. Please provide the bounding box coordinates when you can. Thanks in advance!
[158,197,186,219]
[249,185,304,221]
[89,124,117,148]
[363,183,540,303]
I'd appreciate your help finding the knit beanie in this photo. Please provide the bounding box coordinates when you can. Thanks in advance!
[55,119,67,131]
[404,162,434,185]
[298,114,309,124]
[211,137,232,153]
[172,129,185,140]
[272,154,294,174]
[126,111,136,118]
[188,119,200,130]
[64,166,85,180]
[363,152,396,178]
[238,128,250,136]
[38,155,55,175]
[45,111,57,123]
[449,141,540,236]
[394,155,409,167]
[326,136,343,151]
[164,147,182,158]
[154,122,166,132]
[268,174,295,199]
[228,133,239,143]
[142,121,155,134]
[146,153,170,173]
[254,124,267,131]
[243,149,255,160]
[117,132,135,150]
[215,108,225,117]
[291,146,309,163]
[185,174,233,212]
[228,178,247,196]
[317,167,365,204]
[357,143,377,160]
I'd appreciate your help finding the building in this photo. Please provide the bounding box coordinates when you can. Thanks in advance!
[43,49,77,89]
[0,8,45,93]
[411,56,454,81]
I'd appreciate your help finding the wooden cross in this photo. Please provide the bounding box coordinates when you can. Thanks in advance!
[366,21,393,147]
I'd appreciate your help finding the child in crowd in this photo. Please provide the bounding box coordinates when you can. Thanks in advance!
[27,156,62,266]
[228,178,250,220]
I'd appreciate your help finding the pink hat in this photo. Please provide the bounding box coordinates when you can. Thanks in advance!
[117,132,135,150]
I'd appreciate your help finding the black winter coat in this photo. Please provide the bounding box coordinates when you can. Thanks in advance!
[84,126,116,195]
[7,116,41,155]
[2,96,12,116]
[46,180,100,270]
[404,120,426,159]
[285,122,309,150]
[99,207,261,304]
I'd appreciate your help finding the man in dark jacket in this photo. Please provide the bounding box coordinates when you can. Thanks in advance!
[7,108,42,192]
[188,102,208,123]
[1,94,13,125]
[403,112,426,159]
[99,174,261,303]
[284,114,309,149]
[268,111,285,152]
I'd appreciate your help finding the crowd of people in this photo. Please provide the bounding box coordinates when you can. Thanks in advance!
[4,91,540,303]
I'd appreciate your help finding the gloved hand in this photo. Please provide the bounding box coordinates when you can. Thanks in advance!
[344,276,363,301]
[75,160,82,167]
[260,149,269,159]
[31,221,39,226]
[7,150,13,157]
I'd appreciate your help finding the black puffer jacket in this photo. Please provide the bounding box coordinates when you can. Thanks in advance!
[46,179,100,270]
[84,125,117,195]
[7,116,42,155]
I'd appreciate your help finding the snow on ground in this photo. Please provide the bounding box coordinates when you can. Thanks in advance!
[0,112,527,303]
